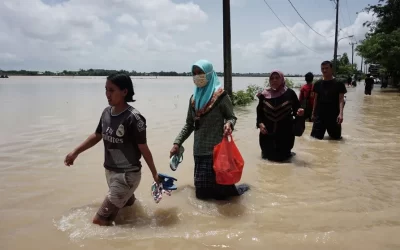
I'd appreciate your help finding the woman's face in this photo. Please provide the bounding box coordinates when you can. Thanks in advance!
[192,66,205,75]
[105,80,127,106]
[269,72,281,90]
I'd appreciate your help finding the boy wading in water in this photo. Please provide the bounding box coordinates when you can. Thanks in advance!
[64,73,160,226]
[299,72,315,122]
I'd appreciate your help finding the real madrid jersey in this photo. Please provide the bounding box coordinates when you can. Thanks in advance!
[95,105,147,172]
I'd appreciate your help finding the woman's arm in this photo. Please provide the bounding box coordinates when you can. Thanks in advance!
[173,97,195,146]
[256,95,264,128]
[291,89,301,116]
[220,94,237,129]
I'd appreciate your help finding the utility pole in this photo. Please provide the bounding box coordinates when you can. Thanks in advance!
[333,0,340,76]
[360,56,363,72]
[223,0,232,97]
[349,41,357,65]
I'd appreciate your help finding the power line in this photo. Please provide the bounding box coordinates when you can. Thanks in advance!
[287,0,328,38]
[344,0,356,42]
[262,0,319,54]
[329,0,351,39]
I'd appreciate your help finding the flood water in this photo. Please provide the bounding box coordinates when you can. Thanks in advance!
[1,76,400,250]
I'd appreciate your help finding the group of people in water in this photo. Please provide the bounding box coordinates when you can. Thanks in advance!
[63,58,362,226]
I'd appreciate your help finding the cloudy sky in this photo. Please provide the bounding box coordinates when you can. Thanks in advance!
[0,0,377,74]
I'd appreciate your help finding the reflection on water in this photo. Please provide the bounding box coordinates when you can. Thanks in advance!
[1,76,400,250]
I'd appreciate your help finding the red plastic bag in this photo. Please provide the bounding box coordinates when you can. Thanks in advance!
[213,135,244,185]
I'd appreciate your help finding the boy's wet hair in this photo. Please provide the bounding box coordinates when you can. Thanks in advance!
[305,72,314,82]
[321,60,333,68]
[107,73,135,102]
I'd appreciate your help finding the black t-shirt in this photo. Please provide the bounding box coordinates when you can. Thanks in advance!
[95,105,147,172]
[313,79,347,116]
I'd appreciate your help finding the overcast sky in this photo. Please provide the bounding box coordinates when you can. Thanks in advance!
[0,0,378,74]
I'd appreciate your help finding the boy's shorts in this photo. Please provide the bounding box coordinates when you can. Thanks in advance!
[97,169,141,218]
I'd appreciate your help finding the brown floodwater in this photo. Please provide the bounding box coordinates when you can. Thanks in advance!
[1,76,400,250]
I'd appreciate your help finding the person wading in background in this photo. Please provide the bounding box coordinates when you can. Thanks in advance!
[364,74,374,95]
[256,70,305,162]
[299,72,315,122]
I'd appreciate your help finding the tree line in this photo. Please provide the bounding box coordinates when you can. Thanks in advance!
[0,68,315,78]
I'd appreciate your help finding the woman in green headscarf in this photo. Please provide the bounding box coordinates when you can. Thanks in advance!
[170,59,249,200]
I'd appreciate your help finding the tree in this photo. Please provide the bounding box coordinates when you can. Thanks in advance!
[339,53,350,65]
[356,0,400,86]
[361,0,400,35]
[332,53,357,77]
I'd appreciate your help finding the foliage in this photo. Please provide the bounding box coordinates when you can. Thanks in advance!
[361,0,400,35]
[356,0,400,85]
[232,77,297,107]
[356,29,400,74]
[332,52,358,76]
[232,84,263,106]
[0,68,315,78]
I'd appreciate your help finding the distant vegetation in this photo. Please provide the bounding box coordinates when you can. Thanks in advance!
[232,77,299,107]
[0,68,319,78]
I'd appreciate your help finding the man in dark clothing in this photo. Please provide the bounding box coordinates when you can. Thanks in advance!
[346,76,352,87]
[364,74,374,95]
[310,61,347,140]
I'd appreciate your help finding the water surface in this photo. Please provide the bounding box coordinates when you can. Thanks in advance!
[1,76,400,250]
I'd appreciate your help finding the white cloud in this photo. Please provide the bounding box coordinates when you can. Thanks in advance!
[0,0,209,71]
[0,0,374,74]
[231,11,374,74]
[116,14,139,27]
[0,53,23,63]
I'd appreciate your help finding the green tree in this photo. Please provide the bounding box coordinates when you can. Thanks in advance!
[356,0,400,86]
[339,53,350,65]
[333,53,357,77]
[361,0,400,34]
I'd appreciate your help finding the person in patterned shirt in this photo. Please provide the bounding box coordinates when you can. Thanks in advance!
[64,73,160,226]
[170,59,250,200]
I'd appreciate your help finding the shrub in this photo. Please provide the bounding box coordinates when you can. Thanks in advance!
[232,84,263,106]
[232,77,297,107]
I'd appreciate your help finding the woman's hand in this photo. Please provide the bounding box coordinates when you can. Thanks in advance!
[297,108,304,116]
[259,123,267,135]
[169,144,179,158]
[223,122,232,136]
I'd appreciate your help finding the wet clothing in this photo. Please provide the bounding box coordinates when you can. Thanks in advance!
[104,169,141,208]
[94,105,146,219]
[311,79,347,140]
[310,115,342,140]
[194,155,241,200]
[95,106,147,173]
[174,89,246,200]
[174,89,236,156]
[256,88,302,162]
[299,83,314,121]
[365,77,374,95]
[312,79,347,117]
